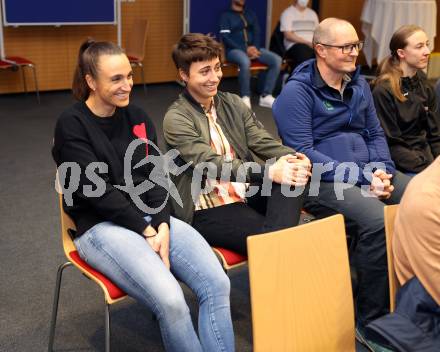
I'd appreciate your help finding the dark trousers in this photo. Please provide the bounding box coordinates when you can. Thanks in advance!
[285,43,315,73]
[192,183,305,255]
[303,171,411,326]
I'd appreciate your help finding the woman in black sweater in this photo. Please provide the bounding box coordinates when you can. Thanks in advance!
[373,25,440,174]
[52,40,234,352]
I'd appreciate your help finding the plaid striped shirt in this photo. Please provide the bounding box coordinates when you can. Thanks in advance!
[195,102,247,210]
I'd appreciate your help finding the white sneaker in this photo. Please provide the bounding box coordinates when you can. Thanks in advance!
[259,94,275,108]
[241,96,251,109]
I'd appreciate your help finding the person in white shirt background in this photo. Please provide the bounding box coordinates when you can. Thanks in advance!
[280,0,319,73]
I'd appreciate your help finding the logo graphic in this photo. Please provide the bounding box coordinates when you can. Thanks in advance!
[55,139,390,210]
[132,122,149,157]
[323,100,334,111]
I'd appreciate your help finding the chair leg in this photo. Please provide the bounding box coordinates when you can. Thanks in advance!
[104,303,111,352]
[20,66,27,94]
[30,64,40,104]
[48,261,73,352]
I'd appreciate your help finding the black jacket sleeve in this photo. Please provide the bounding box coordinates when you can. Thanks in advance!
[372,84,428,172]
[426,85,440,157]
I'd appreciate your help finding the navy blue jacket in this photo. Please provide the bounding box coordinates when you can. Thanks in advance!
[219,9,260,53]
[273,59,395,185]
[366,277,440,351]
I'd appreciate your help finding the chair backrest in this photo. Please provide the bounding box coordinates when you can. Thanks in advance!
[427,52,440,80]
[58,193,77,258]
[125,19,149,61]
[384,204,401,312]
[247,214,355,352]
[57,192,126,303]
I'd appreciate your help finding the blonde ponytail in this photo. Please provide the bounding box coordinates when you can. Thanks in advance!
[374,24,425,102]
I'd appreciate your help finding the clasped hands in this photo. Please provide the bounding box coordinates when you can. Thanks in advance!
[246,46,261,60]
[143,222,170,269]
[369,169,394,199]
[141,152,313,269]
[268,152,312,187]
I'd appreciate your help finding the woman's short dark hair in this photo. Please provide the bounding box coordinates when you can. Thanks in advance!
[172,33,223,75]
[72,39,124,101]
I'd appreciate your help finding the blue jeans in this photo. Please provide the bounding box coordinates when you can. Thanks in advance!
[226,48,281,97]
[304,171,411,327]
[74,216,234,352]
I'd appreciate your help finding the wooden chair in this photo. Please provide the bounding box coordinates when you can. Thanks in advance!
[48,194,127,352]
[212,247,247,272]
[427,52,440,80]
[3,56,40,103]
[211,210,314,273]
[384,204,401,312]
[125,19,149,96]
[202,160,248,269]
[247,214,355,352]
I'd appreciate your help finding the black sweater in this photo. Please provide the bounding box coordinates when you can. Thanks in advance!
[373,71,440,173]
[52,101,170,238]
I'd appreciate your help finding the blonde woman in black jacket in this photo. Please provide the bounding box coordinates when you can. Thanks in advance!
[373,25,440,174]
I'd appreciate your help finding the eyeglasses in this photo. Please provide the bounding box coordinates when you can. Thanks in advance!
[318,41,364,54]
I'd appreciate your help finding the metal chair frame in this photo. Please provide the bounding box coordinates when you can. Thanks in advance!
[2,56,40,103]
[48,194,127,352]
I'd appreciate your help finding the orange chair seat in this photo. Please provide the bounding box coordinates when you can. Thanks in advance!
[249,60,268,70]
[222,59,268,71]
[213,247,247,266]
[69,250,126,300]
[1,55,40,103]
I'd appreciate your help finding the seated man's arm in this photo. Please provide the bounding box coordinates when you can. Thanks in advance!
[273,81,363,184]
[243,106,311,185]
[219,13,242,51]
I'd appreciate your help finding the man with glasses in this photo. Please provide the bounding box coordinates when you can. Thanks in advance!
[273,18,411,351]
